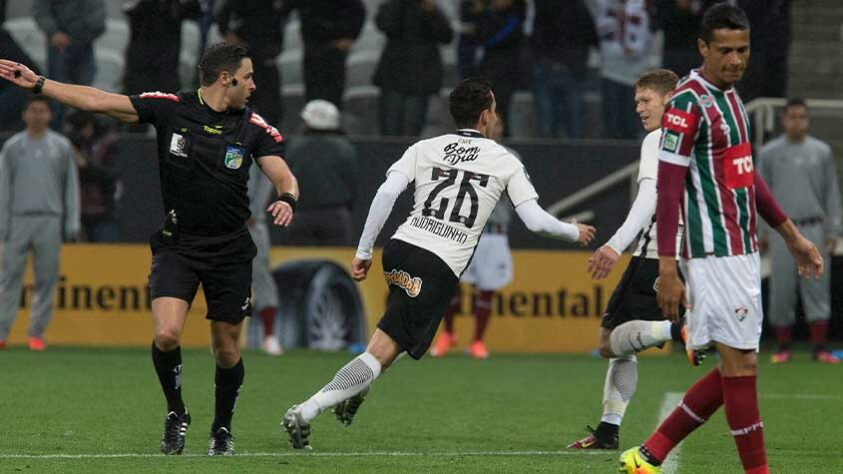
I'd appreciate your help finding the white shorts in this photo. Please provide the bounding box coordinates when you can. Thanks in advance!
[680,253,763,351]
[461,234,512,290]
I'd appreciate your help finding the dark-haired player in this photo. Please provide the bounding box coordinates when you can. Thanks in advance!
[282,77,596,450]
[0,42,300,456]
[619,5,822,473]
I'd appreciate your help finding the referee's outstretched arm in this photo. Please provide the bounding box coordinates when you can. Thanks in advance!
[0,59,139,123]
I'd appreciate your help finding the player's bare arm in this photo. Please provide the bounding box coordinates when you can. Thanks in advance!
[776,220,824,280]
[256,155,299,227]
[657,256,686,321]
[0,60,139,123]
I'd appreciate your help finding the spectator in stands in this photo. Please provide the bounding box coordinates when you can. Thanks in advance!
[122,1,201,98]
[217,0,287,128]
[0,96,80,351]
[530,0,598,139]
[197,0,217,59]
[735,0,792,103]
[64,111,121,242]
[283,100,358,246]
[655,0,716,77]
[759,99,841,365]
[475,0,527,134]
[282,0,366,109]
[457,0,487,79]
[0,0,41,131]
[595,0,652,139]
[373,0,453,137]
[33,0,106,128]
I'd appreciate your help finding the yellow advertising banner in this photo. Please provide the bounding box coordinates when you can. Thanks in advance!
[7,245,667,354]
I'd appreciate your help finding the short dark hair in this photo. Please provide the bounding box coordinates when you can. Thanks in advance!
[449,77,494,129]
[198,42,249,86]
[24,94,51,110]
[700,3,750,43]
[785,97,808,112]
[635,69,679,95]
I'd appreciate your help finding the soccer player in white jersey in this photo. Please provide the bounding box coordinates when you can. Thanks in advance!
[619,5,823,474]
[282,77,596,450]
[431,118,515,360]
[567,69,688,451]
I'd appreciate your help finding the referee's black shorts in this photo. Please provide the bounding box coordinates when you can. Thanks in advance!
[148,227,257,324]
[601,256,684,330]
[377,239,459,360]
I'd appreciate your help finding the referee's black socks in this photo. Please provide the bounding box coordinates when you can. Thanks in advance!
[212,358,244,433]
[151,342,186,415]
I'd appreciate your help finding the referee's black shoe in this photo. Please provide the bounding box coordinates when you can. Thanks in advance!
[161,411,191,455]
[208,427,235,456]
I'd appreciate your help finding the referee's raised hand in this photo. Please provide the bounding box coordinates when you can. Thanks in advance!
[0,60,39,89]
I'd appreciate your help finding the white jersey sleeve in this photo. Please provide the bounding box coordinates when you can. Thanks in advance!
[637,129,661,183]
[505,167,539,207]
[632,129,684,258]
[387,143,418,181]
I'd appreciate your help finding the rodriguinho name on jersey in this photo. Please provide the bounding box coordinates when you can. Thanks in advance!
[408,215,469,244]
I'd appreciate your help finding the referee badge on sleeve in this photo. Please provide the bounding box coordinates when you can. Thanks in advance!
[224,146,245,170]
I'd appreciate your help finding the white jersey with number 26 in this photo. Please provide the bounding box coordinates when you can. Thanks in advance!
[389,130,539,276]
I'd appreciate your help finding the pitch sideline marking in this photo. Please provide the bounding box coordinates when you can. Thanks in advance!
[0,450,610,460]
[658,391,684,474]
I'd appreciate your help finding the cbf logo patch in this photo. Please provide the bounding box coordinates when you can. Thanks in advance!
[700,94,715,109]
[224,146,245,170]
[735,306,749,322]
[384,269,423,298]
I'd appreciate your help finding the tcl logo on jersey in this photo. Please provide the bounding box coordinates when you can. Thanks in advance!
[722,143,754,190]
[663,109,696,134]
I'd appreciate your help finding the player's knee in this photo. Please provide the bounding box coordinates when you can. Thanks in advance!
[213,345,240,367]
[597,340,615,359]
[154,328,181,351]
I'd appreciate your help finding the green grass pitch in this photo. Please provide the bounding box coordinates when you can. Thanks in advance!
[1,346,841,473]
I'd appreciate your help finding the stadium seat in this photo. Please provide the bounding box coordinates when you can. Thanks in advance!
[343,86,380,136]
[94,19,129,56]
[345,50,379,89]
[5,17,46,71]
[281,83,306,134]
[93,49,125,93]
[350,22,384,55]
[283,20,303,55]
[279,50,303,86]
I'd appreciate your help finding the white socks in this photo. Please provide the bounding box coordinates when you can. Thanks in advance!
[609,320,673,357]
[601,355,638,426]
[299,352,382,422]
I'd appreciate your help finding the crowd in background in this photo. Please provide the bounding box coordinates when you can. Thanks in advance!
[0,0,793,139]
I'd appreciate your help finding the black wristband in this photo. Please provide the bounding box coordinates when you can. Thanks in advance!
[278,192,297,213]
[32,76,46,94]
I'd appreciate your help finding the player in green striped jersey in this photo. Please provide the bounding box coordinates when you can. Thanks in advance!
[621,4,824,474]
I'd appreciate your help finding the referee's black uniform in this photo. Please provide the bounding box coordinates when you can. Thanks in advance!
[129,90,286,322]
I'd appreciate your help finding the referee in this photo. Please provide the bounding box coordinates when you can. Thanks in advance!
[0,43,299,456]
